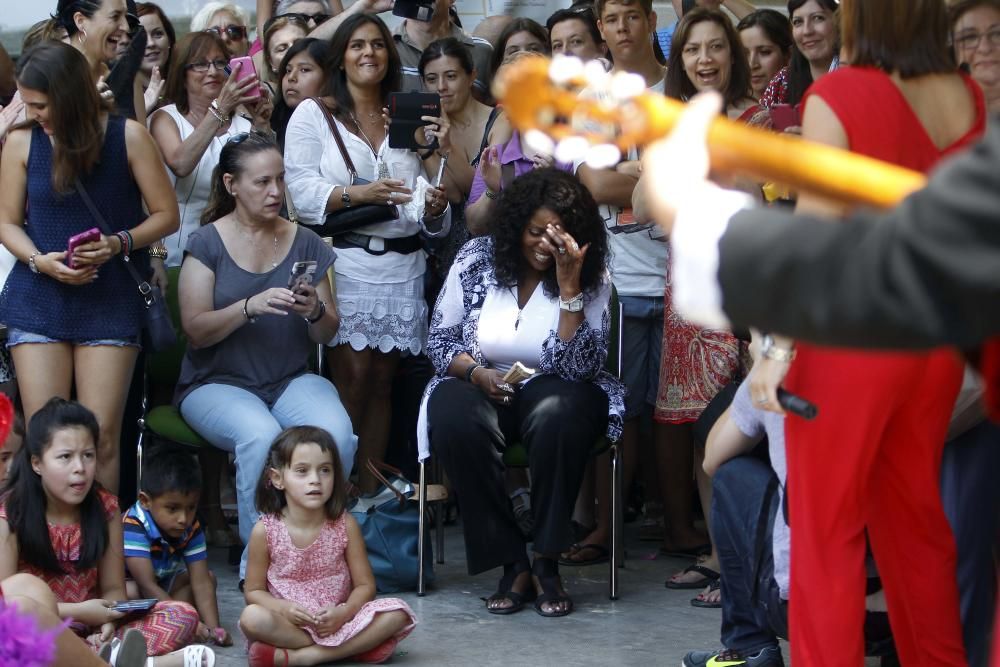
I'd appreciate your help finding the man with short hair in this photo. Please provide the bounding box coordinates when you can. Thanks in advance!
[392,0,493,96]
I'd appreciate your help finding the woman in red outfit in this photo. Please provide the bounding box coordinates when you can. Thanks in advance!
[750,1,987,665]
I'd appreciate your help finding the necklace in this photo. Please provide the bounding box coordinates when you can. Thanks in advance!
[350,111,390,179]
[234,215,279,268]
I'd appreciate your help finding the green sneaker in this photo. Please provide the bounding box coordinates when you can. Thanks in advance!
[682,646,784,667]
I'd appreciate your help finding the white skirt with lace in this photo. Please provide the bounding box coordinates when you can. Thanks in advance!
[330,273,427,355]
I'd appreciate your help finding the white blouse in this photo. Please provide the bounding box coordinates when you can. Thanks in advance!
[476,284,549,375]
[283,98,450,284]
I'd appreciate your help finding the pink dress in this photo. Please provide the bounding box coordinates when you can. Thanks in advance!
[262,513,416,647]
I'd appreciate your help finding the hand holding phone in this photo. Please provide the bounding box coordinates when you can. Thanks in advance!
[67,228,102,269]
[387,92,441,151]
[227,56,261,100]
[288,260,318,293]
[111,599,158,614]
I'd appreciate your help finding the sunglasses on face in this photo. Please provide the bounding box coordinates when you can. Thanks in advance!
[185,58,229,72]
[206,25,248,41]
[280,11,331,24]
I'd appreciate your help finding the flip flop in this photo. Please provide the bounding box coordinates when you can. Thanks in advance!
[665,563,720,590]
[558,543,610,567]
[690,579,722,608]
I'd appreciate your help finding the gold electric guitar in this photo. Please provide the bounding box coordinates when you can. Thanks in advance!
[492,56,928,210]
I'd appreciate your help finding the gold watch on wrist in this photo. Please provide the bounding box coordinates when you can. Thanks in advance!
[761,334,796,363]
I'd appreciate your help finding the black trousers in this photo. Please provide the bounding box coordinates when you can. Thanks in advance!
[428,374,609,575]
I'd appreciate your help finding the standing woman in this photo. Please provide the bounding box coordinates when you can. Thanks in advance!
[284,14,449,492]
[951,0,1000,113]
[258,15,310,94]
[0,42,178,493]
[57,0,148,123]
[751,1,986,664]
[150,32,262,267]
[136,2,175,113]
[759,0,839,109]
[737,9,792,102]
[419,37,511,279]
[270,38,332,149]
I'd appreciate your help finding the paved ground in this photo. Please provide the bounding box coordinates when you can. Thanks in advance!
[206,519,738,666]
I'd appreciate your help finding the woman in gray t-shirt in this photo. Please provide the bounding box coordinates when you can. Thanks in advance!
[175,133,356,576]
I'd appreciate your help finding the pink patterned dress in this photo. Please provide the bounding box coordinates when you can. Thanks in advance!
[261,513,416,647]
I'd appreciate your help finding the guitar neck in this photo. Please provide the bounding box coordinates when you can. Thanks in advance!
[631,95,928,209]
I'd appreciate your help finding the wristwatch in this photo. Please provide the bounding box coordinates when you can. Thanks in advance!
[340,186,351,208]
[306,300,326,324]
[28,251,40,274]
[760,334,796,362]
[559,292,584,312]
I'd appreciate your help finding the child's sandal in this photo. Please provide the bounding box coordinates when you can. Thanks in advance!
[248,641,290,667]
[353,637,399,664]
[181,645,216,667]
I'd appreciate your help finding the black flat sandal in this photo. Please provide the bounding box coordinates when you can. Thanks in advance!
[485,560,535,615]
[532,557,574,618]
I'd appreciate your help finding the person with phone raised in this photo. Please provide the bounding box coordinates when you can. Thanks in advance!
[175,133,356,586]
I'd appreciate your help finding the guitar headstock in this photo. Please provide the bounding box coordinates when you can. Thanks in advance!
[492,55,683,168]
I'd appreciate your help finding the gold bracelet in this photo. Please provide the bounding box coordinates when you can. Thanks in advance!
[148,246,168,260]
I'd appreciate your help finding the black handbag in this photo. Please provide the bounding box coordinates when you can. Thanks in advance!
[309,98,398,237]
[74,179,178,353]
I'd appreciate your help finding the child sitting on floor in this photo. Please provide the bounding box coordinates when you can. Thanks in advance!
[0,397,215,666]
[124,447,232,647]
[240,426,416,666]
[0,394,23,483]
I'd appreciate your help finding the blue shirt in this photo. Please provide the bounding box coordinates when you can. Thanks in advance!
[123,501,207,588]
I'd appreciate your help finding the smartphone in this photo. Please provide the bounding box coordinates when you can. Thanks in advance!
[502,361,536,384]
[392,0,435,22]
[111,599,158,614]
[288,260,318,292]
[387,92,441,152]
[227,56,261,100]
[67,227,102,269]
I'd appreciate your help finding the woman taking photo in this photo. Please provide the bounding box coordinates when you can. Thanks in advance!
[422,168,623,618]
[176,132,356,579]
[760,0,839,108]
[737,8,792,102]
[57,0,147,122]
[150,31,264,267]
[419,37,511,277]
[136,2,175,113]
[751,1,985,664]
[0,42,178,493]
[284,14,449,492]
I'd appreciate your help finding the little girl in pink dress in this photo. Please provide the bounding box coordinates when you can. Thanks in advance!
[240,426,415,666]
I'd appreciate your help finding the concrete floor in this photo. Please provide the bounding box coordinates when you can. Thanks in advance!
[206,519,742,666]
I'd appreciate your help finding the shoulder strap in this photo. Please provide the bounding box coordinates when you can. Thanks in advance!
[74,178,153,305]
[473,106,502,166]
[310,97,358,182]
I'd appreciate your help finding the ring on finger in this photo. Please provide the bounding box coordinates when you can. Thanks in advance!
[558,246,566,255]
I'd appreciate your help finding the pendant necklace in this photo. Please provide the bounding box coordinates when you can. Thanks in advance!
[350,111,390,180]
[235,215,278,268]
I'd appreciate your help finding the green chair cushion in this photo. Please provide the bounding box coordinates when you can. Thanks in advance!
[147,405,207,448]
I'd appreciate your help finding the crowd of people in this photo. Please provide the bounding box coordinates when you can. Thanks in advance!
[0,0,997,664]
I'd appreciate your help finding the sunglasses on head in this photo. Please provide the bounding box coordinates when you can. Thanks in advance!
[279,11,331,24]
[227,130,273,145]
[206,24,248,40]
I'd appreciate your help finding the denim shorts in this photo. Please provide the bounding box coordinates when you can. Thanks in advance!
[6,327,140,349]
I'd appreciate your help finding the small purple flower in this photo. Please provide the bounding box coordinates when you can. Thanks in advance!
[0,600,63,667]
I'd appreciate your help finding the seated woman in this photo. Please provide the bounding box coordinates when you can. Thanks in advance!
[420,169,624,618]
[175,133,356,579]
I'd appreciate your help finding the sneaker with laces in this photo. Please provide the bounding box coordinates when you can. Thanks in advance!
[681,645,784,667]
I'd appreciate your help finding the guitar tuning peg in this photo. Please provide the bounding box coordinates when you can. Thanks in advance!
[584,144,621,170]
[549,55,585,85]
[555,136,590,164]
[610,72,646,101]
[583,60,611,89]
[524,129,556,157]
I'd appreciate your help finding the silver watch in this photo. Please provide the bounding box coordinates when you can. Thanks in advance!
[761,334,796,362]
[559,292,584,312]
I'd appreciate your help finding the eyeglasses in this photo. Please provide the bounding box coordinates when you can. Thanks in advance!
[185,58,229,72]
[954,27,1000,51]
[226,130,273,145]
[280,11,331,25]
[206,25,248,41]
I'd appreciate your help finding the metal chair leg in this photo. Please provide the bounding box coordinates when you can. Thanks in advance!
[418,460,427,596]
[610,442,622,600]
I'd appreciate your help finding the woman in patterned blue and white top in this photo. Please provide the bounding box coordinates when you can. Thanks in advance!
[419,168,623,619]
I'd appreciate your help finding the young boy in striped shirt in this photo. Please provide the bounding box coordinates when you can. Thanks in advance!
[123,447,232,646]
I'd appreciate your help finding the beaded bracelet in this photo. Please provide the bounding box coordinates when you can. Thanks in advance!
[243,297,256,324]
[115,231,132,256]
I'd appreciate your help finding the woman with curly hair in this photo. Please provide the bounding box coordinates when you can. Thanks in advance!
[419,168,625,618]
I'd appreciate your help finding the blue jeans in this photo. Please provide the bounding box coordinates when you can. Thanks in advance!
[618,295,665,419]
[712,456,786,653]
[180,373,357,577]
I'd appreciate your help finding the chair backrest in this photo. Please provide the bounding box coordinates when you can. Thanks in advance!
[605,284,622,379]
[147,266,187,387]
